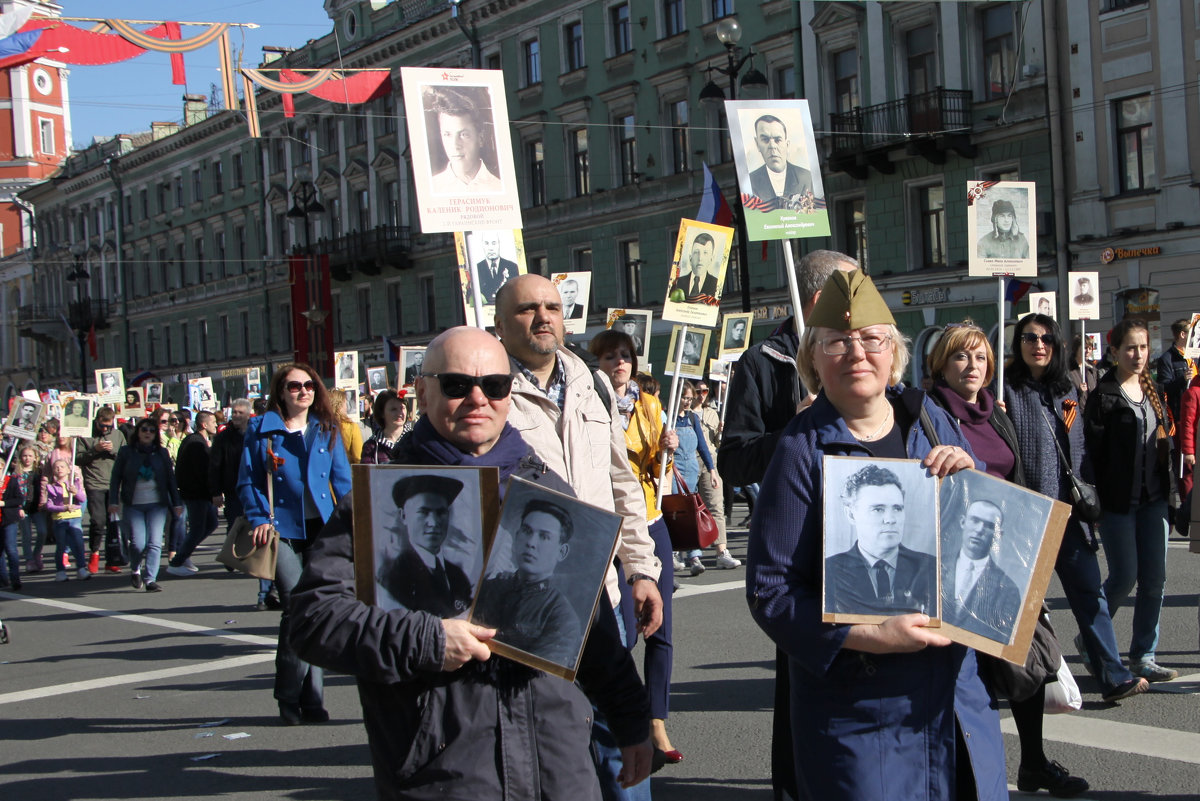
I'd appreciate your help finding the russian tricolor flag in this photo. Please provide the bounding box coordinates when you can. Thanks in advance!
[696,163,733,228]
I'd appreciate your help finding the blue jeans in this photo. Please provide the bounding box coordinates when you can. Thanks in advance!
[275,529,323,710]
[21,512,47,562]
[1056,519,1135,692]
[1100,500,1169,663]
[170,500,218,567]
[53,518,86,573]
[126,503,169,582]
[591,608,652,801]
[0,522,19,584]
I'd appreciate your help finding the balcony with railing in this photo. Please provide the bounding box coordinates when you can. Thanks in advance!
[18,299,110,343]
[298,224,413,282]
[829,88,976,179]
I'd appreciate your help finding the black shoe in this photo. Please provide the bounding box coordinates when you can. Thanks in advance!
[301,706,330,723]
[264,591,282,610]
[279,702,302,726]
[144,581,162,593]
[1102,676,1149,702]
[255,600,269,611]
[1017,759,1089,798]
[11,578,21,591]
[131,572,144,590]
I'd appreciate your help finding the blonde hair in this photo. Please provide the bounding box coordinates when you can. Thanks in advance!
[796,324,911,394]
[926,322,996,386]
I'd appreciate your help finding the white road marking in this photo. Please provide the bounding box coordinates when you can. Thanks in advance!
[0,652,276,706]
[673,579,744,599]
[1000,711,1200,765]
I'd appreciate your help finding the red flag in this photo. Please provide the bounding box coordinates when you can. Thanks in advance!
[165,22,185,85]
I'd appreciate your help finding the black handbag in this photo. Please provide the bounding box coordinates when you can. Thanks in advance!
[1039,407,1102,523]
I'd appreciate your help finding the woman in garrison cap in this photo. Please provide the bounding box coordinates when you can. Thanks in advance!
[745,270,1006,801]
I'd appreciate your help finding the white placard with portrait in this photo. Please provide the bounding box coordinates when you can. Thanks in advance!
[551,272,592,335]
[967,180,1037,277]
[1067,271,1100,321]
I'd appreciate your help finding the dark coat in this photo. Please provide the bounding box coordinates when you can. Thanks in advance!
[748,161,813,201]
[1156,344,1191,423]
[175,433,212,501]
[1083,370,1171,514]
[825,543,936,616]
[109,445,181,509]
[208,424,246,517]
[476,257,518,303]
[716,317,801,486]
[670,272,718,301]
[377,545,473,619]
[289,425,650,801]
[746,387,1006,801]
[943,558,1022,643]
[473,572,583,668]
[2,470,40,526]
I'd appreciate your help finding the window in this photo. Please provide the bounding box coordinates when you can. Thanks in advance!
[838,198,868,272]
[357,287,371,340]
[616,115,637,185]
[1116,94,1155,192]
[724,244,742,295]
[139,189,148,219]
[420,275,436,330]
[834,49,859,113]
[217,316,229,360]
[193,236,205,282]
[621,239,642,305]
[981,5,1015,101]
[199,319,209,362]
[384,181,399,226]
[527,255,547,276]
[663,0,685,37]
[162,325,172,363]
[324,117,338,151]
[158,183,168,212]
[215,231,226,279]
[916,184,947,269]
[175,242,185,286]
[329,197,342,238]
[240,310,250,357]
[524,39,541,85]
[213,161,224,195]
[611,4,632,54]
[717,109,732,163]
[232,153,245,187]
[775,66,796,100]
[486,53,501,71]
[273,138,287,173]
[386,281,403,334]
[279,300,293,351]
[564,23,584,71]
[38,118,54,154]
[905,25,936,94]
[1106,0,1147,9]
[572,129,590,196]
[527,140,546,205]
[352,114,367,144]
[331,291,343,341]
[157,246,168,291]
[670,100,689,174]
[574,247,593,272]
[711,0,732,20]
[275,211,288,254]
[182,320,191,364]
[354,189,370,231]
[234,225,246,274]
[377,95,397,135]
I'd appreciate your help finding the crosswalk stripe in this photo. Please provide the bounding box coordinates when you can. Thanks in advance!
[1000,712,1200,765]
[673,579,744,599]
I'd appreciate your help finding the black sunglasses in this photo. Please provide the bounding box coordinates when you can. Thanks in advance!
[1020,332,1056,346]
[425,372,513,400]
[285,380,317,393]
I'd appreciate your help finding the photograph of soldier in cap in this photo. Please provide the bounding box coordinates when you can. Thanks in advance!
[472,476,623,677]
[967,180,1037,277]
[370,469,485,618]
[976,198,1029,259]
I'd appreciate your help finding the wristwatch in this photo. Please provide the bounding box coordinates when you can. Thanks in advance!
[627,572,658,586]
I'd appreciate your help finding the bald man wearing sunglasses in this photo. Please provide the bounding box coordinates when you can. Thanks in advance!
[289,325,653,799]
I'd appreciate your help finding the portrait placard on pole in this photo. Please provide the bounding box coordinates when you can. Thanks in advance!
[725,99,830,241]
[718,312,754,358]
[400,67,522,234]
[967,181,1037,278]
[455,229,527,329]
[662,219,734,328]
[605,308,653,364]
[1025,292,1056,320]
[663,325,711,379]
[95,368,125,404]
[334,351,359,390]
[551,272,592,334]
[1067,271,1099,321]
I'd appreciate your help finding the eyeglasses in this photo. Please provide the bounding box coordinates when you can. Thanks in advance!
[424,372,513,400]
[138,427,157,434]
[158,420,171,426]
[819,333,892,356]
[697,387,709,394]
[1020,332,1056,347]
[285,380,317,393]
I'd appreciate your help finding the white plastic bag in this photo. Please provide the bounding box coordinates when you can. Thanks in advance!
[1043,656,1083,714]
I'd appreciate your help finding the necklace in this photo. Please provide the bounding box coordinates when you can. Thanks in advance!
[850,405,893,442]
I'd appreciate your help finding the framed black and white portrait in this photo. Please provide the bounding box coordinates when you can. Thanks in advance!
[95,368,125,404]
[400,347,427,389]
[366,366,389,395]
[664,325,711,379]
[938,470,1070,662]
[662,219,734,329]
[605,308,653,364]
[245,368,262,399]
[719,312,753,357]
[455,229,528,328]
[967,180,1037,278]
[822,456,940,624]
[470,476,622,681]
[334,351,359,390]
[352,464,500,617]
[1067,271,1099,321]
[59,396,95,437]
[4,399,43,440]
[552,271,592,335]
[123,387,145,416]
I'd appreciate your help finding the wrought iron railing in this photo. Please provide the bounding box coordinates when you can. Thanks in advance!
[830,88,973,157]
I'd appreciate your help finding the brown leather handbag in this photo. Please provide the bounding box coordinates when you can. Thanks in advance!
[661,466,720,551]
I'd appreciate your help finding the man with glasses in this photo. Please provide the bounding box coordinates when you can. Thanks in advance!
[75,407,128,573]
[493,274,661,800]
[166,411,220,577]
[290,326,652,799]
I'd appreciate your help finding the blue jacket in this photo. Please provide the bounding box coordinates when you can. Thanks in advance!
[108,444,181,509]
[746,386,1006,801]
[237,412,352,539]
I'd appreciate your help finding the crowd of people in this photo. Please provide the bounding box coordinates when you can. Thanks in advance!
[4,254,1197,801]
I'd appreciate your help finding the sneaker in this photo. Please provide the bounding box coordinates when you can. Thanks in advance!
[144,581,162,593]
[165,564,193,577]
[32,554,43,573]
[1132,661,1178,683]
[87,552,100,574]
[1102,676,1149,702]
[55,570,68,582]
[182,558,199,573]
[106,565,122,573]
[1016,759,1089,798]
[131,571,144,590]
[264,591,282,610]
[60,553,70,569]
[77,568,91,580]
[689,556,706,576]
[255,600,269,611]
[672,554,686,572]
[715,549,742,569]
[1072,633,1096,679]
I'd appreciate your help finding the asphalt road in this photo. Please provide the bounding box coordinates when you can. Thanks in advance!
[2,508,1198,800]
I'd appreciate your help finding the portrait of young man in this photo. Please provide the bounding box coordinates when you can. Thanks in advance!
[424,86,503,196]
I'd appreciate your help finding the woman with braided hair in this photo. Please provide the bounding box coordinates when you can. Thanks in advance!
[1083,318,1177,683]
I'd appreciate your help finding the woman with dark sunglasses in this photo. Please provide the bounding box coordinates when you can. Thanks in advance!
[1004,313,1148,703]
[237,363,352,725]
[108,419,182,592]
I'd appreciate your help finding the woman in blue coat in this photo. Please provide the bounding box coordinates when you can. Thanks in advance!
[746,271,1006,801]
[238,363,352,725]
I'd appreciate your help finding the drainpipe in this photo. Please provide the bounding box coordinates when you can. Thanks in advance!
[1043,0,1071,322]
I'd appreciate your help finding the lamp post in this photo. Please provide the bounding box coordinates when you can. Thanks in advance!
[66,242,91,391]
[700,17,769,313]
[287,167,327,370]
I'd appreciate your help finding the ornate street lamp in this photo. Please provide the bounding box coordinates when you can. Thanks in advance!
[287,167,329,370]
[66,242,91,391]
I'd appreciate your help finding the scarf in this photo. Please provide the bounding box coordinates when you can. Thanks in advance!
[615,381,639,430]
[406,417,533,492]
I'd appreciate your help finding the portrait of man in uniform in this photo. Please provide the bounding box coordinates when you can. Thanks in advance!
[976,198,1030,259]
[824,463,937,617]
[474,231,519,304]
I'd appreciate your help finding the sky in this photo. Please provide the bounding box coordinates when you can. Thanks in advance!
[60,1,334,149]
